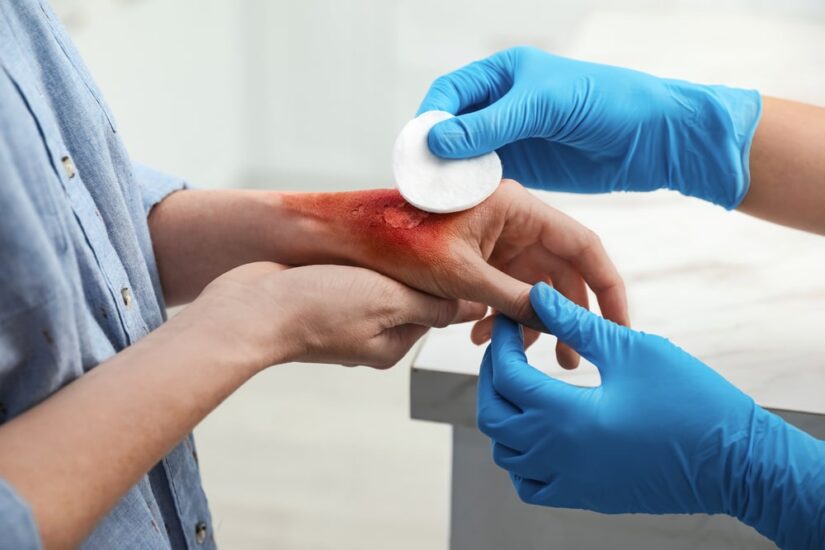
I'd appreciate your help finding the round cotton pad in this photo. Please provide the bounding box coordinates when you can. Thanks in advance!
[392,110,502,214]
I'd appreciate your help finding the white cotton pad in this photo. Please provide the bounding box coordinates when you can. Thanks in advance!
[392,110,502,214]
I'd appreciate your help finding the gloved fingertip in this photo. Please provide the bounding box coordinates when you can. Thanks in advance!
[491,313,520,337]
[491,315,529,367]
[427,119,473,159]
[529,281,554,301]
[529,283,561,321]
[529,283,582,340]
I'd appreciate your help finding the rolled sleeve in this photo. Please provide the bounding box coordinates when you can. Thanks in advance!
[0,477,41,550]
[132,163,189,217]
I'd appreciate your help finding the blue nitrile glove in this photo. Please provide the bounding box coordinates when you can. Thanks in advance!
[477,283,825,549]
[419,47,762,209]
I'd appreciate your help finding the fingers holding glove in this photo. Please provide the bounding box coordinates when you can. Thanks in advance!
[477,283,825,549]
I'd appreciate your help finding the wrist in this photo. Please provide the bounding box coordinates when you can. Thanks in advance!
[169,291,293,375]
[728,410,825,547]
[663,80,762,209]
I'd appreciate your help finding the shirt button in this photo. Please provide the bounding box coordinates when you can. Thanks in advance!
[121,287,133,308]
[61,155,76,179]
[194,521,208,544]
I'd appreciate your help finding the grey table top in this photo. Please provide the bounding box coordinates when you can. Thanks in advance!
[412,190,825,418]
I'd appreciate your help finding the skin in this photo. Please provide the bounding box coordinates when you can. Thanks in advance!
[152,179,630,367]
[739,97,825,235]
[276,180,630,367]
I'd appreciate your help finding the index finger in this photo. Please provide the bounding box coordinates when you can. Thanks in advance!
[416,52,514,116]
[490,315,575,409]
[535,204,630,327]
[393,284,487,328]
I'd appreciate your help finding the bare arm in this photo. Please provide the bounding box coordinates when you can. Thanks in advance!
[149,183,628,370]
[0,293,267,548]
[148,189,283,306]
[739,97,825,234]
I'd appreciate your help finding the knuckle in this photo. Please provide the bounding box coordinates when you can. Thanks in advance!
[369,353,400,370]
[514,480,534,503]
[508,285,534,325]
[491,445,511,469]
[362,341,395,370]
[430,74,457,96]
[581,229,602,252]
[432,301,458,328]
[476,407,496,436]
[492,452,506,469]
[510,45,534,57]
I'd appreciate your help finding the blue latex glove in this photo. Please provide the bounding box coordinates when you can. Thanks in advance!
[419,47,762,209]
[477,283,825,549]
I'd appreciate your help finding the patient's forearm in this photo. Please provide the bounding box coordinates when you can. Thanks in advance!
[0,305,267,549]
[739,97,825,234]
[148,188,465,306]
[149,190,285,305]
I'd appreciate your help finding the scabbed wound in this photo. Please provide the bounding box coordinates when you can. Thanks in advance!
[392,110,502,214]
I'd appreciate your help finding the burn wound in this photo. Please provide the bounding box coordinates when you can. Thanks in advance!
[382,203,429,229]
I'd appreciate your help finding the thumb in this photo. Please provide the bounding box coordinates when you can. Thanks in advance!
[427,93,531,160]
[460,257,543,333]
[530,282,630,376]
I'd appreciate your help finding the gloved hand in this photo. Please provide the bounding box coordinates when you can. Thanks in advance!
[419,47,762,209]
[477,283,825,549]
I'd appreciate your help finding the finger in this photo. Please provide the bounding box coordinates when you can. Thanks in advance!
[530,283,630,379]
[523,328,541,350]
[471,315,494,345]
[460,255,544,332]
[535,205,630,327]
[504,248,587,368]
[490,315,575,408]
[417,51,514,115]
[491,442,550,483]
[426,92,536,160]
[544,259,588,369]
[471,315,540,349]
[476,347,525,450]
[455,301,489,324]
[393,286,486,329]
[474,253,551,349]
[511,473,557,507]
[370,324,431,369]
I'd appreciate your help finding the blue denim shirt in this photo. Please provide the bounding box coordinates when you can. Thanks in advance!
[0,2,215,548]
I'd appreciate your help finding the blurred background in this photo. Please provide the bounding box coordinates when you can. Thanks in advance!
[51,1,825,548]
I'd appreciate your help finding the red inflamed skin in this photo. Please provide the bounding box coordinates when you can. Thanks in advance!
[278,179,629,369]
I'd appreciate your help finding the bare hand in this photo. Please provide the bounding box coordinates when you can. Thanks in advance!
[193,262,486,369]
[281,180,628,368]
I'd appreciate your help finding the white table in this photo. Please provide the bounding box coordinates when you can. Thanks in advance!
[410,190,825,550]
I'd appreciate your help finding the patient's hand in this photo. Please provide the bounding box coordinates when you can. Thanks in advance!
[279,179,628,368]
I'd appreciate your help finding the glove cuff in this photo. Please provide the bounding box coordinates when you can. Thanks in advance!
[664,81,762,209]
[729,409,825,548]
